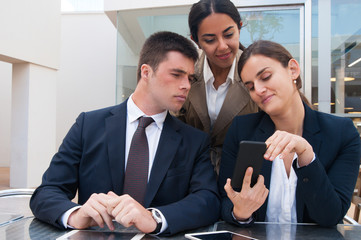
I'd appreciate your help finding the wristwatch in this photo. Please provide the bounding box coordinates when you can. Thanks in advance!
[150,209,163,234]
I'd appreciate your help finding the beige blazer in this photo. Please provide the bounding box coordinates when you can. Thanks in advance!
[175,49,258,173]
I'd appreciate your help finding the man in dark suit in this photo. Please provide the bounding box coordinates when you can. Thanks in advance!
[30,31,220,236]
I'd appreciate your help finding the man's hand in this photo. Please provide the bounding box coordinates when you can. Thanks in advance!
[106,192,157,233]
[68,193,115,230]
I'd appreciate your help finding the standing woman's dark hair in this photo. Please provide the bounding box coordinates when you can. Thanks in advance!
[238,40,312,107]
[189,0,246,50]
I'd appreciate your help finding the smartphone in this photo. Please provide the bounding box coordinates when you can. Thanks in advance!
[185,230,257,240]
[56,230,159,240]
[231,141,267,190]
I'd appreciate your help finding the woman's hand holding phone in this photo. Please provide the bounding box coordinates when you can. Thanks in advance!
[224,167,269,221]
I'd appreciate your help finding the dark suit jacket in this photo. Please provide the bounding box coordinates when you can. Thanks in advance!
[219,103,360,226]
[30,100,220,235]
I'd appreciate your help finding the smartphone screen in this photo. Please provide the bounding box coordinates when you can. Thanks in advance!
[186,231,256,240]
[231,141,266,190]
[57,230,159,240]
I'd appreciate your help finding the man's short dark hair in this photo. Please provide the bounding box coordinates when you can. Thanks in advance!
[137,31,198,81]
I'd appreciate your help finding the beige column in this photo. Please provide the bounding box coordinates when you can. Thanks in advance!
[11,63,57,188]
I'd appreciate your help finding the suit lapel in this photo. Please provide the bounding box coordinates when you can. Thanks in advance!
[296,104,322,221]
[105,101,127,195]
[212,80,252,138]
[188,62,211,132]
[302,104,322,157]
[254,113,276,185]
[144,113,182,207]
[253,113,275,221]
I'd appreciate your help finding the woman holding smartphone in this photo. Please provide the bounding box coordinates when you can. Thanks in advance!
[175,0,258,175]
[219,40,360,226]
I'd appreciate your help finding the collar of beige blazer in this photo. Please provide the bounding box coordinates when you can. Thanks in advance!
[188,49,253,137]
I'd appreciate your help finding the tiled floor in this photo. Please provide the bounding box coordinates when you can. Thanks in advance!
[0,167,360,223]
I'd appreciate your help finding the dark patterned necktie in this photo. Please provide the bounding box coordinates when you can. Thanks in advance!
[123,116,154,205]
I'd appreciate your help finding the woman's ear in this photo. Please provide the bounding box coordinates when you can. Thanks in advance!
[288,59,300,80]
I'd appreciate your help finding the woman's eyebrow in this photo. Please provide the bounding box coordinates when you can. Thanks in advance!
[223,26,234,33]
[256,67,268,77]
[201,26,234,38]
[243,67,269,85]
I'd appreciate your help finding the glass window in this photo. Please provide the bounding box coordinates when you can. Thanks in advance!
[116,12,190,103]
[239,7,301,69]
[239,8,300,58]
[114,1,361,127]
[310,0,361,133]
[331,0,361,115]
[115,5,305,104]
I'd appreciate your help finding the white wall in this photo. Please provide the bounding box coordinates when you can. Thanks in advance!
[0,61,12,167]
[0,1,61,185]
[0,0,61,68]
[104,0,196,11]
[57,12,116,147]
[0,8,116,187]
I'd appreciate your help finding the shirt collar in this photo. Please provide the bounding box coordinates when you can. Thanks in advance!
[127,94,167,130]
[203,55,236,85]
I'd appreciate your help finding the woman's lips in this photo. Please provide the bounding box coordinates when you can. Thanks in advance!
[262,94,273,104]
[216,52,231,60]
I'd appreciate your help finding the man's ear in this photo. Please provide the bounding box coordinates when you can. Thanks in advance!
[140,64,152,80]
[288,59,300,80]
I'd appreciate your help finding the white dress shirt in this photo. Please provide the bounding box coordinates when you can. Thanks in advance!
[265,154,298,223]
[61,95,168,233]
[203,56,236,127]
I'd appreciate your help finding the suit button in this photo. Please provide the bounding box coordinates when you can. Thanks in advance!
[303,178,309,183]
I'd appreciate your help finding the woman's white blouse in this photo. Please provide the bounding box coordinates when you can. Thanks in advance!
[265,154,298,223]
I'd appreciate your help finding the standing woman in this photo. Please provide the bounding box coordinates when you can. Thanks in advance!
[219,40,361,226]
[176,0,258,174]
